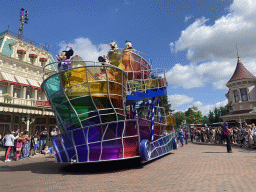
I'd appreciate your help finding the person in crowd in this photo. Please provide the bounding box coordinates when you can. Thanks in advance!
[190,129,194,143]
[178,130,185,147]
[222,122,232,153]
[200,128,205,143]
[31,131,39,156]
[2,130,19,162]
[20,131,31,159]
[15,133,24,161]
[50,128,58,137]
[184,129,188,144]
[40,128,48,154]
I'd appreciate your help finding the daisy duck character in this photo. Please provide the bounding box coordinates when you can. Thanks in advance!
[56,46,74,71]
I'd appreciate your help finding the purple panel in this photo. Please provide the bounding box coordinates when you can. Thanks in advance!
[101,139,122,160]
[124,121,137,136]
[66,148,76,161]
[55,153,61,162]
[104,122,118,140]
[88,125,104,143]
[54,137,64,152]
[76,145,88,162]
[89,143,101,161]
[116,122,125,138]
[73,129,87,146]
[62,132,74,149]
[59,151,68,163]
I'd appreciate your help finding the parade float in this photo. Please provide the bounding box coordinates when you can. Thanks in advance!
[42,40,177,164]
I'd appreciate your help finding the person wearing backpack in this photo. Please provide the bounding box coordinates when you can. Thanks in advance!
[222,122,232,153]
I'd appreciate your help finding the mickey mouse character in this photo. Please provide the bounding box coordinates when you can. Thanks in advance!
[56,46,74,71]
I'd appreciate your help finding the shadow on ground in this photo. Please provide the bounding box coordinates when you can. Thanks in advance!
[0,157,144,175]
[0,152,173,175]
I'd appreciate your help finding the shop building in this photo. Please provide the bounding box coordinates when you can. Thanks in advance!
[0,29,56,137]
[221,55,256,126]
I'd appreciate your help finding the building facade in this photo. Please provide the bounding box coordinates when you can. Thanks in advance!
[221,56,256,126]
[0,29,56,137]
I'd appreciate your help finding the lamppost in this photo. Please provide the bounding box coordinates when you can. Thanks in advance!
[18,8,29,39]
[21,117,35,134]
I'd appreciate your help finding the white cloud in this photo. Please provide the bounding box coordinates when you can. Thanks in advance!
[168,94,194,108]
[170,0,256,62]
[184,15,194,22]
[193,99,228,116]
[58,37,109,62]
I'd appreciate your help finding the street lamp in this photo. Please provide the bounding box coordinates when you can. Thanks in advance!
[21,117,35,133]
[18,8,29,39]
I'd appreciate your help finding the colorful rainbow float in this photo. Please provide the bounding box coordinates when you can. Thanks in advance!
[42,41,177,164]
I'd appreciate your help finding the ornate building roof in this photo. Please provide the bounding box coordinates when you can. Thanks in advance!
[227,57,256,84]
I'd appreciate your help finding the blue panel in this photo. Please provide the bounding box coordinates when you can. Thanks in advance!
[126,88,167,105]
[73,129,86,146]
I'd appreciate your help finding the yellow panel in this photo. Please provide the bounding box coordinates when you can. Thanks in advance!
[65,83,89,98]
[68,68,87,86]
[107,67,122,83]
[89,81,108,95]
[61,71,71,88]
[109,82,122,95]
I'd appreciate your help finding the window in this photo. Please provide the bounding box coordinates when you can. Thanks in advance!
[26,90,32,99]
[240,88,248,101]
[18,55,23,61]
[0,86,7,95]
[13,88,21,98]
[233,90,240,102]
[37,92,43,100]
[30,58,35,65]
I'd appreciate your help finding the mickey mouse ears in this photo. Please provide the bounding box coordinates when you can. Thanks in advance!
[65,46,73,51]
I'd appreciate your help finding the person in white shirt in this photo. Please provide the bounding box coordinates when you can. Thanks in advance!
[2,130,19,162]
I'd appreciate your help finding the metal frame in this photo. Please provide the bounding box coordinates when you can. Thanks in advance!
[42,47,172,164]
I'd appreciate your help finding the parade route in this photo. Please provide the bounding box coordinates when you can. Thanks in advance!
[1,143,256,192]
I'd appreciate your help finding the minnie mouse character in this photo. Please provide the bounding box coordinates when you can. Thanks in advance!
[56,46,74,71]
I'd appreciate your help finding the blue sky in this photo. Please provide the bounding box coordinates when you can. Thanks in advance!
[2,0,256,115]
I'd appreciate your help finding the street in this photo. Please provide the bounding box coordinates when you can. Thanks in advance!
[1,143,256,192]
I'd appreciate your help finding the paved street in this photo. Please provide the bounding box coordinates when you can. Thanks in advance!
[1,143,256,192]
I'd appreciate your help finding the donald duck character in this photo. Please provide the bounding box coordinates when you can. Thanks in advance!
[108,40,124,70]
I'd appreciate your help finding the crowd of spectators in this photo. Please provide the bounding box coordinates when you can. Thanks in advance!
[1,127,58,162]
[190,123,256,148]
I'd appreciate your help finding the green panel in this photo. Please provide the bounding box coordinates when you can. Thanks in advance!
[44,74,61,97]
[49,55,57,71]
[1,38,16,57]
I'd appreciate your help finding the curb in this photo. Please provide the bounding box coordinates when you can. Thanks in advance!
[192,142,256,150]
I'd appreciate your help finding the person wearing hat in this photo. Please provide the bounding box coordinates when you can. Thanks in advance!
[222,122,232,153]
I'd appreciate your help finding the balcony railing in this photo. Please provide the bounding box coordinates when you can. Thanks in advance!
[0,95,50,107]
[0,30,49,51]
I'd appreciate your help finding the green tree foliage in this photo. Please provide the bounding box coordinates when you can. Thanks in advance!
[173,111,186,127]
[207,106,229,123]
[184,106,203,124]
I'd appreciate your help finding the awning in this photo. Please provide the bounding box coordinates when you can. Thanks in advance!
[0,72,16,84]
[27,78,40,88]
[15,75,29,86]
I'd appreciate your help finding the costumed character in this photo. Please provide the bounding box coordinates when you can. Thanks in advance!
[108,40,123,70]
[56,46,74,71]
[178,130,185,147]
[57,46,74,87]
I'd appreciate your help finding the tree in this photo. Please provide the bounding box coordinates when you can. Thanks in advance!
[208,110,215,123]
[173,111,186,127]
[184,106,203,125]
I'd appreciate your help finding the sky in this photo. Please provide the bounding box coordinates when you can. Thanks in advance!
[1,0,256,115]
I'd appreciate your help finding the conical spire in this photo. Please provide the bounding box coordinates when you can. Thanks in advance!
[227,54,256,84]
